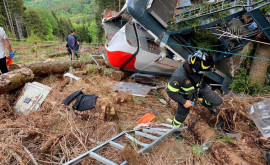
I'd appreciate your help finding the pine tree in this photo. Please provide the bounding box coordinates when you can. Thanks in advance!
[24,8,47,40]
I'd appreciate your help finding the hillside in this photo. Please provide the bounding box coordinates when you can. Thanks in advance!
[24,0,94,23]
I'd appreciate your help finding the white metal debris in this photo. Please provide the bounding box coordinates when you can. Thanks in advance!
[14,82,52,115]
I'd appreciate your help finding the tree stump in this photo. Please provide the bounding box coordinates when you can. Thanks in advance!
[111,71,128,81]
[122,145,147,165]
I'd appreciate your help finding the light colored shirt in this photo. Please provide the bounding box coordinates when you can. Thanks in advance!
[0,27,8,59]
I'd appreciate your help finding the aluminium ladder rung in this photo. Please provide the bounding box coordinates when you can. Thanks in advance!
[90,152,118,165]
[135,131,159,140]
[159,123,178,129]
[109,141,125,150]
[150,128,171,132]
[125,133,149,147]
[142,128,165,136]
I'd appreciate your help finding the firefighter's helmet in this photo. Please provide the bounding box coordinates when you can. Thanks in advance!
[188,50,214,73]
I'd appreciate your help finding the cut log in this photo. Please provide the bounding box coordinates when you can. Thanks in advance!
[23,59,105,76]
[96,98,118,122]
[111,71,128,81]
[0,68,34,94]
[160,89,248,165]
[249,43,270,87]
[122,145,147,165]
[8,64,21,71]
[42,51,66,58]
[112,92,133,104]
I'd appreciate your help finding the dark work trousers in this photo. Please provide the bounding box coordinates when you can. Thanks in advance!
[0,57,8,74]
[174,85,222,124]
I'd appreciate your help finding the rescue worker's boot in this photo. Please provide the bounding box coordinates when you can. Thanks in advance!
[172,131,183,140]
[172,118,183,139]
[208,105,218,114]
[201,100,218,114]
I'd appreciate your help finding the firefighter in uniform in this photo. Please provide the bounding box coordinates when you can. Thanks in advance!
[167,50,223,139]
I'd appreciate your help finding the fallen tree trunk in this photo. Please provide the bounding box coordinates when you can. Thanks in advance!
[23,59,105,76]
[0,60,106,93]
[42,51,66,58]
[160,89,248,165]
[0,68,34,94]
[249,43,270,87]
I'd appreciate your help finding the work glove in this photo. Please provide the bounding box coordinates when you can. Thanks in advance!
[9,52,14,58]
[75,50,78,54]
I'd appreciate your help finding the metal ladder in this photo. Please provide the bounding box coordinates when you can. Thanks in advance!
[64,123,187,165]
[175,0,270,24]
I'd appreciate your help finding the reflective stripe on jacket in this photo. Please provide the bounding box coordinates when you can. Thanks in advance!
[166,65,203,105]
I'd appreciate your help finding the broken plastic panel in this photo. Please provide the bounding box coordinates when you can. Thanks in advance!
[113,82,154,97]
[64,73,80,81]
[250,98,270,138]
[14,82,52,115]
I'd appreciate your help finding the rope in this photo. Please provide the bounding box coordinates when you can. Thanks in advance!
[103,23,270,61]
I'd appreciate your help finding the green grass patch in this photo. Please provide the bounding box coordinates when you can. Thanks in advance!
[134,96,142,104]
[155,116,161,121]
[45,49,54,55]
[87,65,96,71]
[215,134,233,144]
[10,42,21,46]
[156,92,163,99]
[83,54,92,61]
[192,145,204,156]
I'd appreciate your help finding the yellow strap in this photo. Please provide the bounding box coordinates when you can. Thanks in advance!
[173,117,181,127]
[167,84,179,92]
[205,100,211,105]
[181,86,195,92]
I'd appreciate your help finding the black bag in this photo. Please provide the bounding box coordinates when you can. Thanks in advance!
[62,90,98,111]
[62,90,83,105]
[72,94,98,111]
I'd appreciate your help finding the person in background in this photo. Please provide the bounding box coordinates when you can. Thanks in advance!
[67,29,79,60]
[167,50,223,139]
[0,27,14,74]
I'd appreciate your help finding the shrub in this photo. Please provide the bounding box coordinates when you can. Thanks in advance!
[230,68,263,95]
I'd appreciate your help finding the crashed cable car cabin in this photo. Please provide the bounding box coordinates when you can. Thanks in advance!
[102,0,270,92]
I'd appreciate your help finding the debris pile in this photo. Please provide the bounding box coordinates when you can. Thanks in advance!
[0,59,269,164]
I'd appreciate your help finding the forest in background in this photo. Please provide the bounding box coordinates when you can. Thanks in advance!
[0,0,123,44]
